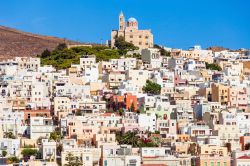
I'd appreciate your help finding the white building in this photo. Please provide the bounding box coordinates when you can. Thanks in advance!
[141,48,162,68]
[0,138,20,156]
[42,139,56,161]
[102,145,140,166]
[138,112,156,132]
[30,117,54,139]
[80,55,96,71]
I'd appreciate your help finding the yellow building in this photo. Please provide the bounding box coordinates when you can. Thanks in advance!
[200,69,213,82]
[211,83,229,105]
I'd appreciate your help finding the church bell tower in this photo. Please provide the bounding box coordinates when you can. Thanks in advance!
[119,11,125,31]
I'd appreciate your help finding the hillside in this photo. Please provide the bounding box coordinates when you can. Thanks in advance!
[0,26,82,60]
[207,46,228,52]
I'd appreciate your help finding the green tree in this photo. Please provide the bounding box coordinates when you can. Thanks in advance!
[56,43,67,50]
[125,53,141,59]
[154,131,160,134]
[65,153,83,166]
[154,44,171,56]
[41,49,51,58]
[2,150,7,157]
[21,148,38,157]
[205,62,222,71]
[143,80,161,95]
[7,156,19,164]
[49,130,62,142]
[116,131,141,147]
[114,36,138,55]
[40,45,121,70]
[116,130,160,148]
[118,108,124,116]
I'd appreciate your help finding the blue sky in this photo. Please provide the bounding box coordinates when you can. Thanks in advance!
[0,0,249,49]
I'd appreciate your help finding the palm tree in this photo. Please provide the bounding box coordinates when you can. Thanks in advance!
[116,130,140,147]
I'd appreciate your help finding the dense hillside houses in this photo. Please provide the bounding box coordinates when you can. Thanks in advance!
[0,13,250,166]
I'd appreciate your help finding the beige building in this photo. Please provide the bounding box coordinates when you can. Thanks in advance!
[171,45,213,63]
[212,124,240,151]
[93,133,117,148]
[211,83,229,105]
[16,57,40,72]
[61,148,97,166]
[125,69,149,91]
[102,71,126,89]
[54,97,71,118]
[198,145,228,156]
[111,12,153,49]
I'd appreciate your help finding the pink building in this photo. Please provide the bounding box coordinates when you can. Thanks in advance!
[195,155,231,166]
[228,87,247,111]
[156,119,177,137]
[121,124,144,133]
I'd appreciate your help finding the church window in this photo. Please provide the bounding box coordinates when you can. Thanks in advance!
[130,35,133,38]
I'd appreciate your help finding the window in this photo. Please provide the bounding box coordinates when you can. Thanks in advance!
[86,156,89,161]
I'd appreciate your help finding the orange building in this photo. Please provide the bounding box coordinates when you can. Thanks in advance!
[176,134,191,142]
[112,93,137,111]
[240,134,250,150]
[22,109,51,123]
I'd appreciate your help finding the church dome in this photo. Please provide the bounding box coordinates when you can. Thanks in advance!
[128,17,137,22]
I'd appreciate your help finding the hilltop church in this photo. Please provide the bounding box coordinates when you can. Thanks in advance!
[111,12,154,49]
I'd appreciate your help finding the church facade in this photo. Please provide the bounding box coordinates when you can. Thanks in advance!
[111,12,154,50]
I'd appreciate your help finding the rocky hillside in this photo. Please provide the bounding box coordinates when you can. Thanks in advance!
[0,26,81,60]
[207,46,228,52]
